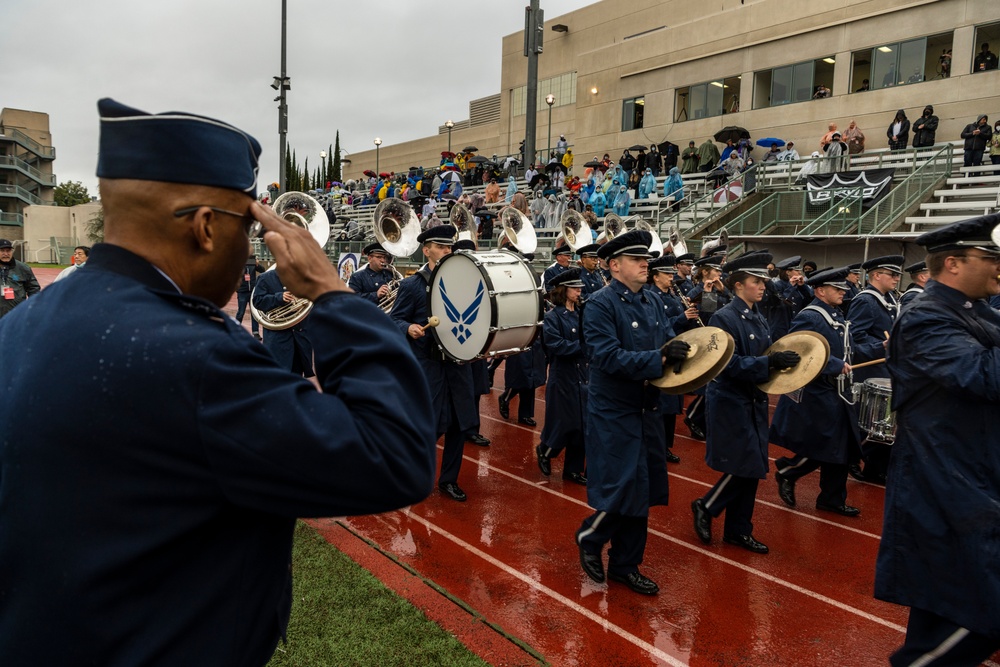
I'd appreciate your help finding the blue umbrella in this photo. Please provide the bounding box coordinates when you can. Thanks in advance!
[755,138,786,148]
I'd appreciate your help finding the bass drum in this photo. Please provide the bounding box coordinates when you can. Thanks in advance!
[428,250,542,363]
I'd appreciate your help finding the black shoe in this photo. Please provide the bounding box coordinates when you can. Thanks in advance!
[562,471,587,485]
[684,418,706,441]
[816,502,861,517]
[691,499,712,544]
[466,433,490,447]
[575,533,605,583]
[518,417,537,427]
[723,533,769,554]
[848,463,865,481]
[665,449,681,464]
[536,445,551,476]
[776,472,796,507]
[608,570,659,595]
[498,395,510,420]
[438,482,467,502]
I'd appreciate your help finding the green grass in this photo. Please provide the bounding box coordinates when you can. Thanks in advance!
[267,522,491,667]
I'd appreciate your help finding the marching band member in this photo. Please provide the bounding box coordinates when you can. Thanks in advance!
[454,239,491,447]
[771,267,861,516]
[877,214,1000,665]
[674,253,697,296]
[252,267,314,377]
[536,268,589,484]
[847,254,903,483]
[390,224,478,502]
[542,244,573,292]
[841,262,863,315]
[686,255,731,321]
[499,248,547,427]
[348,242,397,305]
[576,243,605,300]
[765,255,813,339]
[898,260,929,307]
[692,252,797,554]
[0,98,435,665]
[575,230,690,596]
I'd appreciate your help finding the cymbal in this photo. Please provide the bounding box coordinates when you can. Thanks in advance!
[651,326,735,395]
[758,330,831,395]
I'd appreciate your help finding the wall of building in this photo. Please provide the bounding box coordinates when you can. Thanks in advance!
[22,203,101,263]
[345,0,1000,182]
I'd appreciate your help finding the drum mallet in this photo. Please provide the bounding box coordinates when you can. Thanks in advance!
[420,316,441,332]
[850,358,886,370]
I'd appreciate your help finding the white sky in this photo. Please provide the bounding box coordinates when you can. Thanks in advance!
[2,0,600,197]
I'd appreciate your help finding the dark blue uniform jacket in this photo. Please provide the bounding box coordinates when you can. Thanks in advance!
[764,278,812,339]
[348,265,396,305]
[876,281,1000,637]
[584,280,671,516]
[540,305,589,449]
[649,285,689,415]
[0,243,435,667]
[252,269,313,372]
[847,286,897,382]
[542,262,570,292]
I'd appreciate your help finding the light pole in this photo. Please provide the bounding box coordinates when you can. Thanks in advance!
[272,0,291,194]
[319,150,327,189]
[545,94,555,164]
[374,137,382,175]
[445,120,454,153]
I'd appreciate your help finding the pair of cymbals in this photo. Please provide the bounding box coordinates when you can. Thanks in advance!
[758,330,831,394]
[651,327,735,395]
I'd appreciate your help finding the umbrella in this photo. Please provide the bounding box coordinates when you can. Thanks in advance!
[468,155,490,164]
[584,160,602,168]
[363,170,376,178]
[755,138,786,148]
[440,151,456,159]
[379,172,390,178]
[528,173,550,188]
[714,126,751,144]
[713,180,743,203]
[545,162,568,174]
[462,146,479,153]
[627,144,648,151]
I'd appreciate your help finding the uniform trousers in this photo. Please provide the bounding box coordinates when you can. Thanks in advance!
[686,394,706,431]
[891,607,1000,667]
[861,437,892,482]
[235,291,259,334]
[774,455,848,507]
[662,414,677,450]
[576,511,648,576]
[438,420,466,486]
[701,474,759,537]
[500,387,535,420]
[539,431,586,476]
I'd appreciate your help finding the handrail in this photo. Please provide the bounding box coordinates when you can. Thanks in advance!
[0,155,57,186]
[0,212,24,226]
[856,144,953,235]
[0,183,46,205]
[660,163,760,242]
[0,128,56,159]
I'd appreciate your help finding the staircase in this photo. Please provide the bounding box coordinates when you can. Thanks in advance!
[902,164,1000,233]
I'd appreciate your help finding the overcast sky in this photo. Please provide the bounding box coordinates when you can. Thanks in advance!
[2,0,599,197]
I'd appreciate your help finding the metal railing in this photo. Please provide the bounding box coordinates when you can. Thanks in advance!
[0,212,24,226]
[0,183,46,205]
[0,155,57,186]
[856,144,953,234]
[0,128,56,159]
[658,164,760,241]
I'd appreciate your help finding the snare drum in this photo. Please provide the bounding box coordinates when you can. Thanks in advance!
[857,378,896,443]
[428,250,542,362]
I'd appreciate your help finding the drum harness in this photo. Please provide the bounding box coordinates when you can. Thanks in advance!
[801,304,857,405]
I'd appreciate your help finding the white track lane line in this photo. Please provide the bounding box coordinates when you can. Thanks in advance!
[404,511,689,667]
[439,446,905,634]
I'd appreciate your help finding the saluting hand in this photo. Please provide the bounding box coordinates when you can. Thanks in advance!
[252,201,350,302]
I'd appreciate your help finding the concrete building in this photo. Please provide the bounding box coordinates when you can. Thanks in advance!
[0,108,57,242]
[344,0,1000,180]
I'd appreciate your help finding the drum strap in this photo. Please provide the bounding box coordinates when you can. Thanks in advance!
[855,289,898,318]
[803,304,855,403]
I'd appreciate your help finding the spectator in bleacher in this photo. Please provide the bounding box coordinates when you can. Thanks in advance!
[911,105,939,148]
[887,109,910,150]
[628,168,642,200]
[552,169,566,191]
[762,145,782,162]
[562,148,574,174]
[697,138,720,173]
[989,122,1000,175]
[601,153,611,170]
[743,158,758,193]
[820,122,839,151]
[619,149,637,174]
[567,176,582,194]
[511,192,529,215]
[844,120,866,155]
[737,137,754,161]
[524,163,538,184]
[663,167,685,212]
[635,148,647,174]
[795,152,823,185]
[612,164,628,190]
[581,176,596,204]
[974,42,998,72]
[638,168,656,199]
[612,185,631,217]
[567,191,584,213]
[583,203,598,229]
[484,179,501,204]
[503,154,520,178]
[720,139,736,162]
[662,143,679,172]
[681,141,700,174]
[542,194,565,229]
[822,132,848,173]
[422,197,437,221]
[505,178,518,203]
[961,114,992,168]
[530,191,546,227]
[556,135,568,157]
[590,187,608,218]
[779,142,800,161]
[646,145,662,176]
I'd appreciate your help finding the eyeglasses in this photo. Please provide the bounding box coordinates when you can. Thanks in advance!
[962,253,1000,264]
[173,206,263,239]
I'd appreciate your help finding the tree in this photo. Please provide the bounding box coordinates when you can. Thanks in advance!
[332,132,342,183]
[54,180,91,207]
[327,143,335,185]
[85,208,105,243]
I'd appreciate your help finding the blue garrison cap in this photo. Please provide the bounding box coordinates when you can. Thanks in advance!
[551,267,585,288]
[723,252,773,279]
[597,229,654,260]
[96,98,261,198]
[417,224,457,245]
[576,243,600,258]
[915,214,1000,254]
[862,255,904,273]
[649,254,677,273]
[807,266,850,290]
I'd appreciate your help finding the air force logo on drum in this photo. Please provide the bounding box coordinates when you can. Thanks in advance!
[439,279,485,344]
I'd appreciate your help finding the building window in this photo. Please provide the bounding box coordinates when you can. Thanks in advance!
[850,32,953,92]
[674,76,741,122]
[752,57,834,109]
[622,96,645,131]
[973,22,1000,73]
[511,72,578,116]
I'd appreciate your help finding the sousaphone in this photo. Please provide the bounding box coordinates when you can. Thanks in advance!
[758,330,831,395]
[449,202,476,242]
[629,217,664,256]
[373,197,421,257]
[597,212,625,244]
[560,209,592,251]
[664,226,688,257]
[651,326,736,394]
[499,206,537,254]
